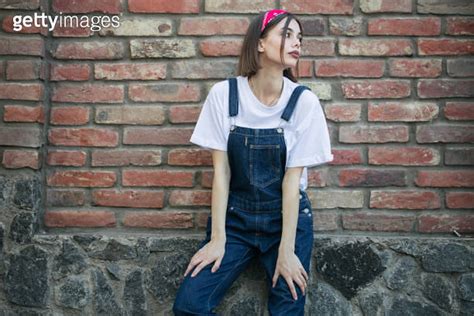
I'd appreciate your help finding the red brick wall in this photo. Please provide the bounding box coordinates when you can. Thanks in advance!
[1,0,473,235]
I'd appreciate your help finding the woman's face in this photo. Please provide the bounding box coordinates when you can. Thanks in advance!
[258,17,302,69]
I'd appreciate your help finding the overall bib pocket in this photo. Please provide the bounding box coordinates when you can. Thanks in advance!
[249,144,281,188]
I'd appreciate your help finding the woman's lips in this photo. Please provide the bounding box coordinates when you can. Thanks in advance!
[289,52,300,59]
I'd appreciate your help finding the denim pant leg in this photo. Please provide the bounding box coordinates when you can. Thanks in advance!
[173,219,257,315]
[258,206,314,316]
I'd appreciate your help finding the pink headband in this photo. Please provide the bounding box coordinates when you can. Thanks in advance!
[261,9,288,32]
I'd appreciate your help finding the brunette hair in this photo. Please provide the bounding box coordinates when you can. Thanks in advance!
[237,11,303,82]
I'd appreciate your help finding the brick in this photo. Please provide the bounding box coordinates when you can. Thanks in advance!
[168,190,211,206]
[368,101,439,122]
[313,212,339,231]
[2,15,47,35]
[368,18,440,36]
[130,39,196,58]
[47,150,87,166]
[315,59,384,77]
[368,147,440,166]
[53,0,122,13]
[417,79,474,98]
[52,83,124,103]
[360,0,412,13]
[205,0,273,12]
[339,39,412,56]
[300,81,332,100]
[418,39,474,56]
[447,59,474,77]
[122,170,194,187]
[52,25,93,37]
[0,83,43,101]
[168,149,212,166]
[48,128,118,147]
[128,83,200,102]
[4,104,45,123]
[446,192,474,209]
[46,190,85,207]
[300,18,326,36]
[92,190,165,208]
[339,169,406,187]
[445,148,474,165]
[199,39,242,57]
[329,17,362,36]
[95,63,166,80]
[6,60,42,80]
[124,127,193,145]
[201,171,213,188]
[330,149,363,165]
[0,127,41,147]
[171,60,237,79]
[295,60,312,78]
[301,39,335,56]
[52,42,124,60]
[0,0,40,9]
[2,149,40,169]
[342,80,411,99]
[95,106,165,125]
[444,102,474,120]
[179,18,249,36]
[342,213,414,232]
[91,150,162,167]
[169,106,201,124]
[309,190,364,208]
[47,170,116,187]
[99,17,172,37]
[123,212,194,229]
[196,212,210,228]
[128,0,200,13]
[389,58,441,78]
[340,125,409,143]
[50,106,90,125]
[418,215,474,234]
[324,103,361,122]
[446,17,474,36]
[0,36,43,56]
[50,63,90,81]
[307,169,330,187]
[415,170,474,187]
[416,125,474,143]
[44,211,116,228]
[281,0,354,14]
[370,190,440,209]
[417,0,474,15]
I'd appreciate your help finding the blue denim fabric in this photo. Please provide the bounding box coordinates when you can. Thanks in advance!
[173,78,313,316]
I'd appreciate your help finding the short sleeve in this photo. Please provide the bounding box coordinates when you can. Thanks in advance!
[287,96,334,168]
[189,85,228,151]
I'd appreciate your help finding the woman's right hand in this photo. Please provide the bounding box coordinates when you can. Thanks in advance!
[184,238,226,278]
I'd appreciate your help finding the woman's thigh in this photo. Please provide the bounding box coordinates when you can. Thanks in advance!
[174,227,257,315]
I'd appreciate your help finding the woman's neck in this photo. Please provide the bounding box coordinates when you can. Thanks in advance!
[249,69,284,106]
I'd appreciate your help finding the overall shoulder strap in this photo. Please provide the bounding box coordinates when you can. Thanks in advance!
[280,85,311,122]
[228,77,238,117]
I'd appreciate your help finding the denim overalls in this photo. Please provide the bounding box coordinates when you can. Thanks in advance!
[173,77,314,316]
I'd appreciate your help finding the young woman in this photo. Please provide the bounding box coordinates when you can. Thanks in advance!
[173,9,333,315]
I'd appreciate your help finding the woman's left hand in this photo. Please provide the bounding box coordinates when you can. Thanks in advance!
[272,248,309,301]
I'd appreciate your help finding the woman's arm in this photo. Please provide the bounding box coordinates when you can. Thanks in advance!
[183,149,230,277]
[272,166,308,301]
[279,166,304,252]
[210,149,231,241]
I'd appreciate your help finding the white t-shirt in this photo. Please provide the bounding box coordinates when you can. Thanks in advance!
[189,75,334,190]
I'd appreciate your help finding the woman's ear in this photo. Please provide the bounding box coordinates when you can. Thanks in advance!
[257,38,265,53]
